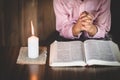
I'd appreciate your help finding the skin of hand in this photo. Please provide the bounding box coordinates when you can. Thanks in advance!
[72,11,97,37]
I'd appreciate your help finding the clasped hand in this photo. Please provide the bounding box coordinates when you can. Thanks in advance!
[72,11,97,37]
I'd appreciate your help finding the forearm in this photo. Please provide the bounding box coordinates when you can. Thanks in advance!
[85,0,111,38]
[56,22,76,39]
[85,24,110,38]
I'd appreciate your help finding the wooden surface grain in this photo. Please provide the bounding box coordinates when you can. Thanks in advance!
[0,47,120,80]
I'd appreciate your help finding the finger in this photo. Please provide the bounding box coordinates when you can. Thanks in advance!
[85,19,92,23]
[80,11,88,19]
[80,14,86,19]
[80,11,93,20]
[86,14,93,20]
[82,11,89,15]
[81,22,88,26]
[80,16,92,22]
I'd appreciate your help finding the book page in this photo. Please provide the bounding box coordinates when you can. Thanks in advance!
[49,41,86,66]
[84,40,120,66]
[109,41,120,61]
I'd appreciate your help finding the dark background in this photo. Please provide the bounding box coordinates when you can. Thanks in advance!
[0,0,120,47]
[110,0,120,47]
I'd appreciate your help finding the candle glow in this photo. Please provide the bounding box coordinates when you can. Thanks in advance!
[31,21,34,36]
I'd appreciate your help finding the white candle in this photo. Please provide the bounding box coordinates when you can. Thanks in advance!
[28,21,39,58]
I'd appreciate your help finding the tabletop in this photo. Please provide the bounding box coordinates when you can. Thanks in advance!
[0,47,120,80]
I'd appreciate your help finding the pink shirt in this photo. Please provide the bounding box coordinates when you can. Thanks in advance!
[53,0,111,39]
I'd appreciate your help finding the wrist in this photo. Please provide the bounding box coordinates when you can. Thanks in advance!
[72,22,83,37]
[72,25,80,37]
[88,25,97,37]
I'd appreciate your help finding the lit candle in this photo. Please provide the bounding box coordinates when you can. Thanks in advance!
[28,21,39,58]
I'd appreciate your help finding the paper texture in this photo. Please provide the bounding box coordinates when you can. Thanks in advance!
[49,40,120,67]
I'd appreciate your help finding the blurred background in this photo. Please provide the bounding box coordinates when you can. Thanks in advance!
[0,0,120,47]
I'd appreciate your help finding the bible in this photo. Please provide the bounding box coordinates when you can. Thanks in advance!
[49,40,120,67]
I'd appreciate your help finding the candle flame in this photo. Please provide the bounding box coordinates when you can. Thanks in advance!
[31,21,34,36]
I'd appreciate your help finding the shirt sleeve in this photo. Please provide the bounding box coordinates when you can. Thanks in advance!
[86,0,111,38]
[53,0,78,39]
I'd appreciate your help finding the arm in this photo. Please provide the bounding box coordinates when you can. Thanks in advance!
[53,0,81,39]
[85,0,111,38]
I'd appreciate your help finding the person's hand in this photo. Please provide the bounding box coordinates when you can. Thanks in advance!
[79,11,97,36]
[72,12,87,37]
[72,19,83,37]
[72,11,97,37]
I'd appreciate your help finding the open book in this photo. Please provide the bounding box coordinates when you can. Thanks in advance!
[49,40,120,67]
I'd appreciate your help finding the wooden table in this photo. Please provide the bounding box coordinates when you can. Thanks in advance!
[0,47,120,80]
